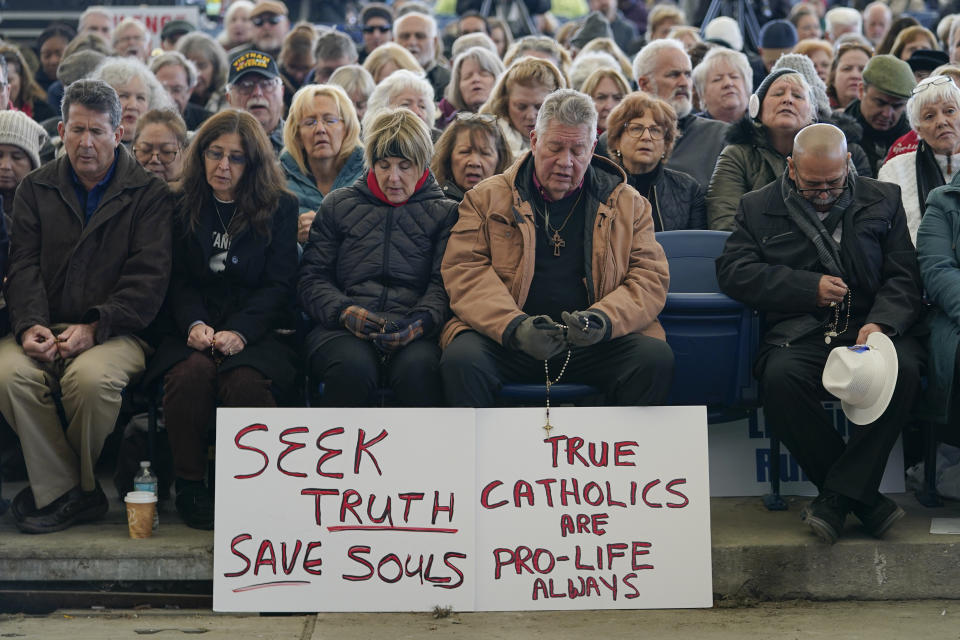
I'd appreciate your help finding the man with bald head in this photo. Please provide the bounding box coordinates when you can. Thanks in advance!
[717,123,925,545]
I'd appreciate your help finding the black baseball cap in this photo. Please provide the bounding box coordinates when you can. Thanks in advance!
[228,50,280,84]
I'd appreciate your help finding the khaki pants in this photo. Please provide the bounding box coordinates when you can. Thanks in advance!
[0,332,146,508]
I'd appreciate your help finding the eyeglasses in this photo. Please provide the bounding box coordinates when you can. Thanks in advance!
[252,14,284,26]
[363,25,392,34]
[135,144,181,165]
[231,76,280,95]
[623,123,664,140]
[204,148,247,166]
[300,115,343,129]
[794,170,847,195]
[456,112,497,123]
[912,74,954,95]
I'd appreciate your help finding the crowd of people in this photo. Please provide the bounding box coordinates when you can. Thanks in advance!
[0,0,959,546]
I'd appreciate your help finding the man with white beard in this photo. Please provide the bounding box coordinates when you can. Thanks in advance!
[224,50,285,156]
[630,39,728,188]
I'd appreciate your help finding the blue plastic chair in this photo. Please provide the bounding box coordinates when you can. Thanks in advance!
[309,381,598,406]
[656,230,759,411]
[656,231,783,509]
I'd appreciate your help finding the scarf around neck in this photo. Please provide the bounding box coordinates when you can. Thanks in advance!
[366,168,429,207]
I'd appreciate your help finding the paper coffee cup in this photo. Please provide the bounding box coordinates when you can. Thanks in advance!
[125,491,157,539]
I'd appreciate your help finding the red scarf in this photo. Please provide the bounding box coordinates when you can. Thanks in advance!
[366,168,429,207]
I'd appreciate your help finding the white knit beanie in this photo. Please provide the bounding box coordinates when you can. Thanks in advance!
[0,110,48,169]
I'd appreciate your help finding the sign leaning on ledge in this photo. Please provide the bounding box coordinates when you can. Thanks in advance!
[213,406,711,612]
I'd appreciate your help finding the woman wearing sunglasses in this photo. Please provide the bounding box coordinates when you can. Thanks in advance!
[144,110,298,530]
[879,74,960,244]
[132,110,187,189]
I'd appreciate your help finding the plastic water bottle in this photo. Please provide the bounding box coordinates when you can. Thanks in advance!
[133,461,160,531]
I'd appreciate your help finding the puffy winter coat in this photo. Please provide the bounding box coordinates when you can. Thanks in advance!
[298,171,460,357]
[280,146,365,215]
[625,165,706,231]
[708,116,872,230]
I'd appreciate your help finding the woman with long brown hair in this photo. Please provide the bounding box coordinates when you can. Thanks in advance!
[144,109,298,530]
[0,45,54,122]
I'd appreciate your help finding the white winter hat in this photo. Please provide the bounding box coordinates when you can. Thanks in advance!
[822,332,899,426]
[704,17,743,52]
[0,110,47,169]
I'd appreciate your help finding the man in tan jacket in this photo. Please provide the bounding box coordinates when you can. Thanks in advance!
[440,89,673,406]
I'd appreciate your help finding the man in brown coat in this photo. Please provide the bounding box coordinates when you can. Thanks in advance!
[0,79,173,533]
[440,89,673,406]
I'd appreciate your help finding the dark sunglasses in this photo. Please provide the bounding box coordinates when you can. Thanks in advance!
[252,14,283,26]
[363,24,392,34]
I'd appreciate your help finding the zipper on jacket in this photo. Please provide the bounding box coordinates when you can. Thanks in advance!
[376,208,394,311]
[762,231,793,244]
[652,185,665,231]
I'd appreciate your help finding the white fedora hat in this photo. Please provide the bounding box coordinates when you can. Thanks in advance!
[821,332,899,426]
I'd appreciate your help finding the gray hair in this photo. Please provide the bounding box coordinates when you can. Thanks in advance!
[363,68,435,130]
[394,11,437,39]
[950,18,960,50]
[315,29,358,63]
[535,88,598,144]
[939,14,957,48]
[113,17,149,46]
[833,32,874,50]
[79,6,111,30]
[569,51,619,91]
[692,47,752,102]
[452,32,498,58]
[329,64,376,99]
[61,79,122,129]
[446,46,505,110]
[224,0,255,23]
[864,1,892,20]
[825,7,862,39]
[91,57,175,112]
[907,75,960,131]
[633,38,688,83]
[0,54,6,85]
[150,50,198,88]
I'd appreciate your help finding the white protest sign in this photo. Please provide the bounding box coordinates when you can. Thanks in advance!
[214,406,712,612]
[708,405,904,497]
[213,408,477,612]
[99,6,200,41]
[475,406,712,610]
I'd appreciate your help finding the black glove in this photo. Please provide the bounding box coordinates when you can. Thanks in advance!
[512,315,567,360]
[561,310,607,348]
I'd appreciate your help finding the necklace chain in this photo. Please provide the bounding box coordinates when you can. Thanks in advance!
[542,318,588,433]
[213,199,234,234]
[535,189,584,256]
[824,289,852,344]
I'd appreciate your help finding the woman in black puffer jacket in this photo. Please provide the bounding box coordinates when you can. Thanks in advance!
[605,93,706,232]
[298,108,459,406]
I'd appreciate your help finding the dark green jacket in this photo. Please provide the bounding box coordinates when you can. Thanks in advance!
[917,173,960,421]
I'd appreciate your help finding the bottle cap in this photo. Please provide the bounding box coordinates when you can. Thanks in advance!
[140,461,150,467]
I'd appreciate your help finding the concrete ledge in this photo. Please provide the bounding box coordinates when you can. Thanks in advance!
[2,481,959,600]
[0,491,213,582]
[711,495,960,601]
